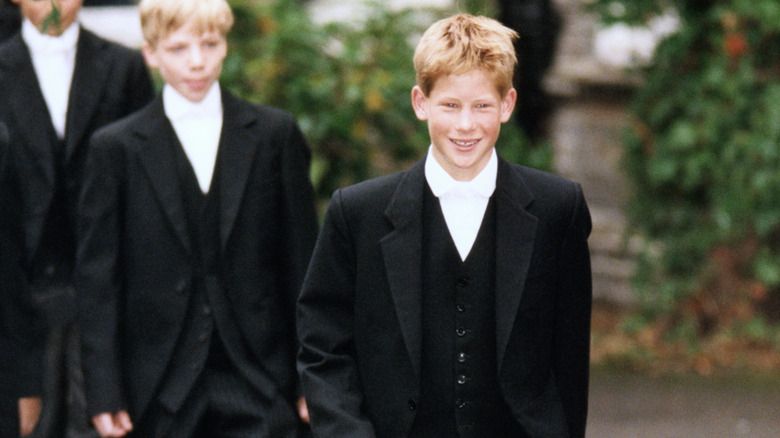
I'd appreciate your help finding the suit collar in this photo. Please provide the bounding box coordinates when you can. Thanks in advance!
[135,97,192,254]
[494,158,538,373]
[382,156,538,378]
[216,90,260,253]
[0,35,58,189]
[65,28,111,161]
[382,159,426,380]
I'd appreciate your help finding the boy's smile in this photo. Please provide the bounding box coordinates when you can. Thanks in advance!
[412,70,516,181]
[142,21,227,103]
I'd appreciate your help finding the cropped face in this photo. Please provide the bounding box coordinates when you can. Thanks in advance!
[412,70,516,181]
[14,0,83,36]
[142,20,227,103]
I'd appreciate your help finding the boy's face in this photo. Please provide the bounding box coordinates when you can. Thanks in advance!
[142,21,227,103]
[412,70,516,181]
[13,0,83,36]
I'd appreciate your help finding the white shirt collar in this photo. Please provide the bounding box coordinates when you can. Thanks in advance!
[21,18,80,55]
[163,83,222,121]
[424,145,497,199]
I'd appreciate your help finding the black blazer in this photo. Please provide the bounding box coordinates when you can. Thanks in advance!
[75,90,319,420]
[0,27,153,264]
[297,157,592,438]
[0,122,39,398]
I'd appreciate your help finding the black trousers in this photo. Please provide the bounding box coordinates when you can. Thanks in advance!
[29,286,97,438]
[131,366,300,438]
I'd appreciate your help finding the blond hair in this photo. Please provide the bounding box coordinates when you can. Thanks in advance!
[139,0,234,46]
[413,14,518,97]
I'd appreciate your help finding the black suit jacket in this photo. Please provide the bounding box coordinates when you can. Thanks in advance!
[297,157,592,438]
[0,122,39,398]
[0,27,153,266]
[75,90,319,420]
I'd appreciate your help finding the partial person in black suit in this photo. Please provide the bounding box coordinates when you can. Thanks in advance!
[297,14,592,438]
[0,0,154,435]
[75,0,318,436]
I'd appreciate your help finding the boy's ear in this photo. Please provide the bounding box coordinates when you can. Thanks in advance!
[500,87,518,123]
[411,86,428,121]
[141,42,158,69]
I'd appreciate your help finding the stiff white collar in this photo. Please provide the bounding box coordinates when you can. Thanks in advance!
[424,146,497,199]
[163,83,222,121]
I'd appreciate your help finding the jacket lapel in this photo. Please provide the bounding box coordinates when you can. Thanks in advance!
[216,91,259,252]
[0,36,58,189]
[381,160,425,381]
[494,159,538,373]
[65,28,110,163]
[136,98,191,254]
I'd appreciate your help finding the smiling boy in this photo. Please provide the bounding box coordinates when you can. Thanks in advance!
[297,14,593,437]
[75,0,318,436]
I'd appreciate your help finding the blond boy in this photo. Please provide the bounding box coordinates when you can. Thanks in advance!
[297,14,592,437]
[75,0,318,436]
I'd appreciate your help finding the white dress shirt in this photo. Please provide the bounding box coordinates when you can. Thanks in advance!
[424,146,498,260]
[22,19,79,140]
[163,84,223,193]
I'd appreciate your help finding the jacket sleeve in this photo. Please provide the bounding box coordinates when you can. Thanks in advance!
[297,190,377,438]
[279,116,319,398]
[553,183,592,438]
[74,133,127,417]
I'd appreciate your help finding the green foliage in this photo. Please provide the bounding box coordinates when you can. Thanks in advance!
[598,0,780,342]
[222,0,547,207]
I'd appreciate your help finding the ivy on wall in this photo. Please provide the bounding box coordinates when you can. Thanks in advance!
[592,0,780,360]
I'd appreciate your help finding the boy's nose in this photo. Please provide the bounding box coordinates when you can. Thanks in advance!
[456,110,476,131]
[188,47,204,66]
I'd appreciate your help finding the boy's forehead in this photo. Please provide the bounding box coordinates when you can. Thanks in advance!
[428,69,502,94]
[159,22,224,42]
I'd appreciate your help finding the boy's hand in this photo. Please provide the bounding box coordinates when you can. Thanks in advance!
[18,397,41,436]
[92,411,133,437]
[297,396,309,424]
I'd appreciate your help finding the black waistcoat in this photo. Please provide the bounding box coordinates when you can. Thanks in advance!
[410,184,518,438]
[29,139,73,286]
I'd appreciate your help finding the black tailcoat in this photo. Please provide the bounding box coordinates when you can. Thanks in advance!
[75,90,319,423]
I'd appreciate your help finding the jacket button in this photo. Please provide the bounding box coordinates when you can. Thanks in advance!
[457,352,467,363]
[408,399,417,411]
[456,328,466,337]
[175,279,187,294]
[456,398,466,409]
